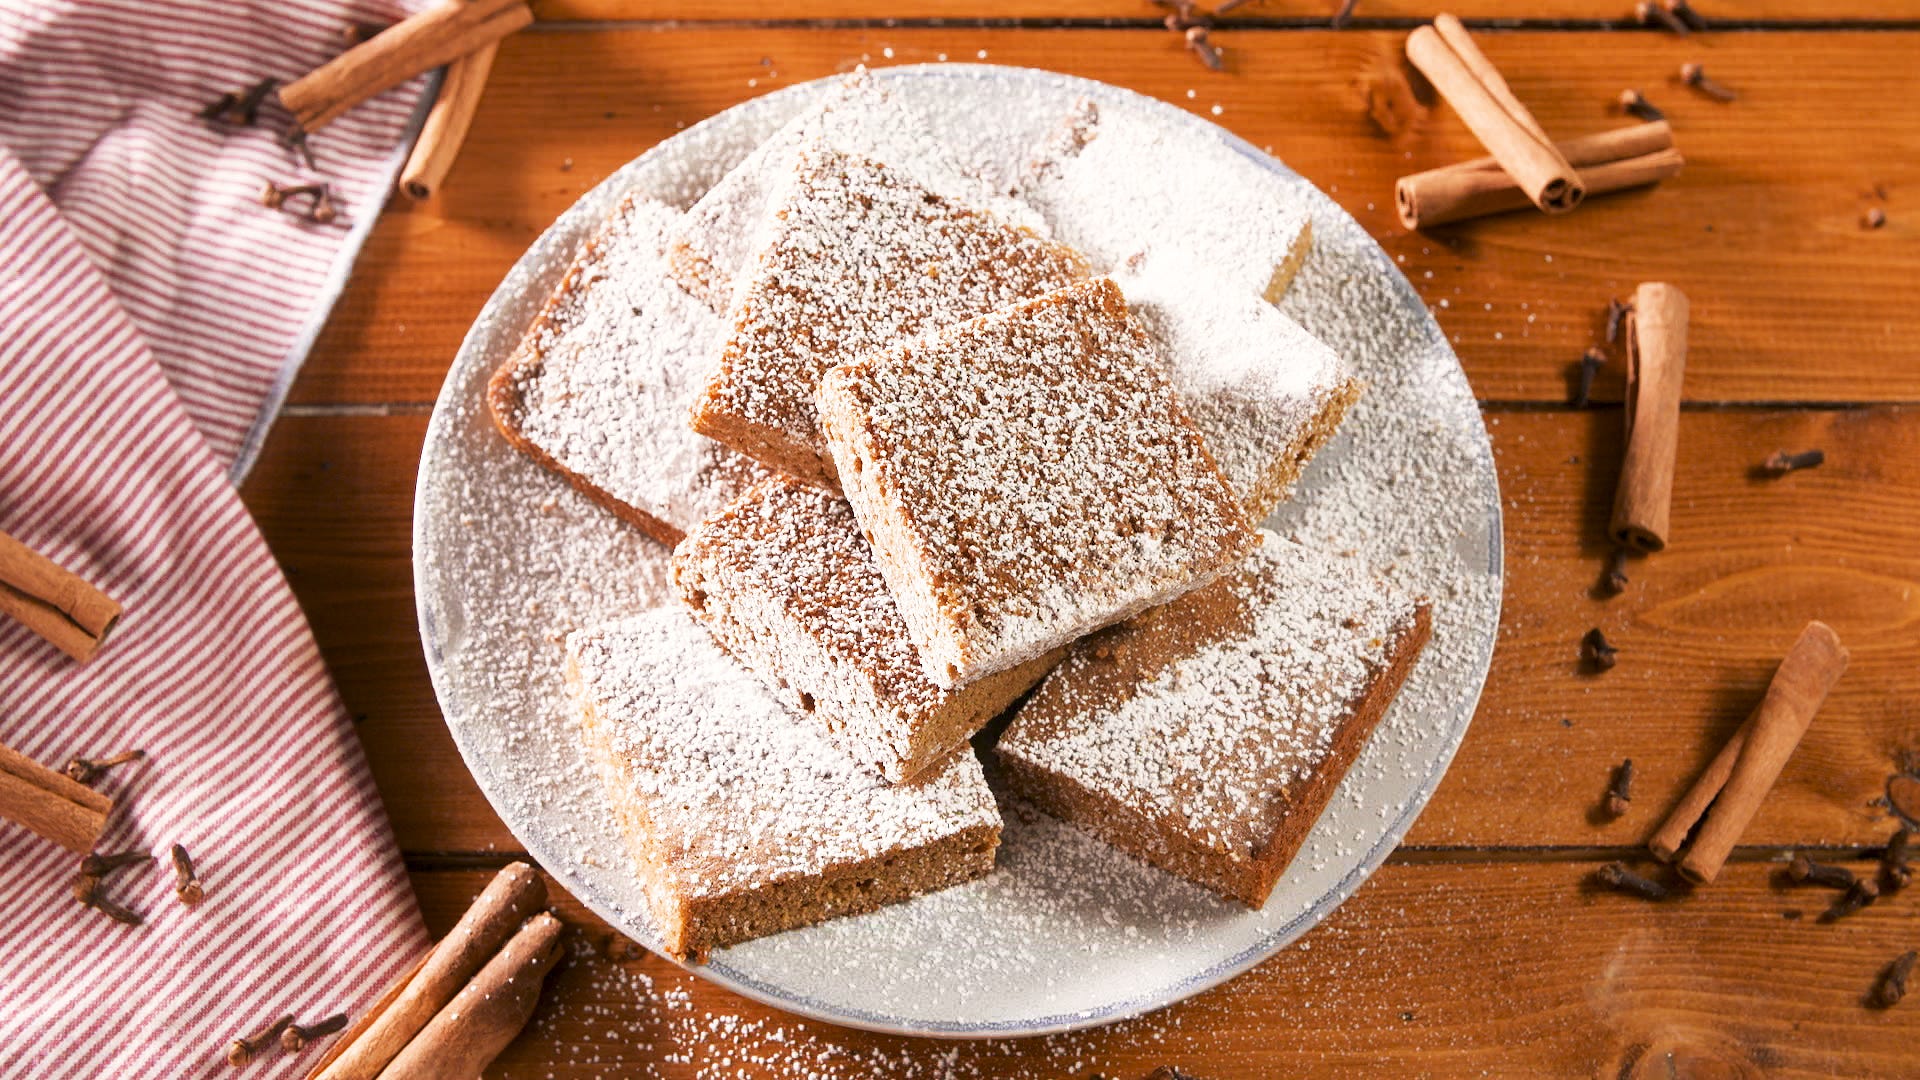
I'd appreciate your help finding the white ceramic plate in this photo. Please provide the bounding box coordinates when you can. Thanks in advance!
[414,64,1502,1038]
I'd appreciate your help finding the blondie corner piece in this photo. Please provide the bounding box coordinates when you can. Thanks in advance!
[816,277,1257,689]
[487,193,768,546]
[566,609,1001,961]
[994,532,1432,908]
[672,477,1065,784]
[689,141,1088,487]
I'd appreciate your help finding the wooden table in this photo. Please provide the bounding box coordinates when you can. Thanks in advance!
[240,3,1920,1075]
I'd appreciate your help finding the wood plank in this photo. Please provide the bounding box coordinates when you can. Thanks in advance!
[296,28,1920,408]
[528,0,1920,24]
[238,407,1920,854]
[411,860,1920,1078]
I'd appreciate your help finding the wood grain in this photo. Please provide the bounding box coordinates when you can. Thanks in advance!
[411,860,1920,1077]
[238,407,1920,854]
[295,28,1920,409]
[527,0,1920,24]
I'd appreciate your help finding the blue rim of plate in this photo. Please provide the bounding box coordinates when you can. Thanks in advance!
[415,63,1503,1039]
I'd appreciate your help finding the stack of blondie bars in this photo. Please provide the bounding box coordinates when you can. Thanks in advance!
[489,72,1430,961]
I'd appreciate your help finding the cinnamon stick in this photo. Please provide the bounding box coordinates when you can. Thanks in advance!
[1658,623,1849,885]
[309,861,546,1080]
[1397,122,1680,229]
[1610,282,1689,552]
[0,742,112,853]
[378,912,564,1080]
[398,41,500,201]
[1647,718,1748,863]
[0,529,121,663]
[1405,14,1583,214]
[279,0,532,134]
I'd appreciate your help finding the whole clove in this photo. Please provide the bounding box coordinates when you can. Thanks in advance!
[64,748,145,784]
[171,843,205,905]
[228,1014,293,1067]
[1617,89,1665,122]
[281,1013,348,1051]
[198,78,279,128]
[1581,628,1618,672]
[1330,0,1359,27]
[1594,861,1670,900]
[1605,297,1631,345]
[1600,548,1631,596]
[71,872,142,926]
[1664,0,1708,30]
[279,124,318,170]
[1761,449,1824,476]
[1787,853,1857,889]
[1184,27,1224,72]
[1634,0,1689,35]
[1678,62,1737,103]
[1571,347,1606,408]
[1604,759,1636,817]
[1818,878,1879,923]
[80,848,153,878]
[1872,951,1916,1008]
[259,181,338,225]
[1882,827,1911,890]
[1863,207,1887,230]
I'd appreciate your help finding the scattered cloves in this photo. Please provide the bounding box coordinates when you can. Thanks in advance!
[171,843,205,906]
[1604,759,1635,817]
[1635,0,1690,35]
[1761,448,1824,476]
[281,1013,349,1051]
[70,872,142,926]
[1872,950,1916,1008]
[259,181,338,225]
[1581,628,1618,672]
[1679,62,1737,102]
[1863,207,1887,230]
[1600,548,1631,596]
[1185,27,1225,72]
[228,1014,293,1067]
[1818,878,1879,923]
[1571,347,1606,408]
[64,748,146,784]
[197,78,279,128]
[1617,89,1665,122]
[1595,861,1670,900]
[1787,853,1857,889]
[1881,827,1911,890]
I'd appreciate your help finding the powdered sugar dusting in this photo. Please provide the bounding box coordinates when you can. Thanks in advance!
[567,609,998,902]
[666,68,1048,311]
[501,194,769,538]
[819,277,1256,686]
[697,141,1088,480]
[416,65,1499,1036]
[670,477,1007,783]
[1000,532,1421,858]
[1119,256,1357,518]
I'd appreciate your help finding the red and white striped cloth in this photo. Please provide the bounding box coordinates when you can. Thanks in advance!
[1,1,440,1074]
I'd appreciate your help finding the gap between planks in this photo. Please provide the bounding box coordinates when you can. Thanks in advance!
[522,17,1920,31]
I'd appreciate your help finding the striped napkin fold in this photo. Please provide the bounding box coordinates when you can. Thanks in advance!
[0,1,443,1074]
